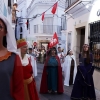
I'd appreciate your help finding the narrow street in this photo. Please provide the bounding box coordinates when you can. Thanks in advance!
[35,63,72,100]
[35,63,100,100]
[1,0,100,100]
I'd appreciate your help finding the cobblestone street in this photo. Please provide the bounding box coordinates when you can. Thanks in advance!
[35,63,100,100]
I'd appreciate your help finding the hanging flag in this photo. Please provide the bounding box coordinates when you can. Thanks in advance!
[26,19,29,30]
[33,42,37,46]
[49,32,59,48]
[41,12,45,21]
[51,2,58,14]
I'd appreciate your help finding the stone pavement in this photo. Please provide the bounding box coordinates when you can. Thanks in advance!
[35,63,100,100]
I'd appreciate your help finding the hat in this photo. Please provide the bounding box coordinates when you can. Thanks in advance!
[0,14,17,53]
[17,39,27,49]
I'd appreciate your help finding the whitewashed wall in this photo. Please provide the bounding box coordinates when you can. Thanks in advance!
[0,0,12,23]
[27,3,65,38]
[66,0,100,90]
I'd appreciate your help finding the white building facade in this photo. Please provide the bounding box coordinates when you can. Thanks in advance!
[0,0,13,23]
[65,0,100,90]
[25,0,67,50]
[15,0,31,40]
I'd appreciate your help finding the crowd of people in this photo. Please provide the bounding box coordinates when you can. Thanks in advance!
[40,45,96,100]
[0,14,96,100]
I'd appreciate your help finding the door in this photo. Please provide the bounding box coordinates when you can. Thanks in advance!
[80,28,85,52]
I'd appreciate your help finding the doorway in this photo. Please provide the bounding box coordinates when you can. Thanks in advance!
[76,27,85,63]
[80,28,85,52]
[41,42,49,50]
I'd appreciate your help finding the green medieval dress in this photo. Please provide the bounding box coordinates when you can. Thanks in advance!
[47,56,58,92]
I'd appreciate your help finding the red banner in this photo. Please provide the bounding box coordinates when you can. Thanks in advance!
[49,32,59,48]
[51,2,58,14]
[41,12,45,21]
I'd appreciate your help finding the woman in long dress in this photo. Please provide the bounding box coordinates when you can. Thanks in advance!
[71,44,96,100]
[40,47,63,94]
[17,39,39,100]
[0,14,24,100]
[64,50,77,86]
[57,47,65,71]
[28,48,37,77]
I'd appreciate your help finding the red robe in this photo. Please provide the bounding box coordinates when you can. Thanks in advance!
[22,59,39,100]
[11,54,24,100]
[40,56,63,93]
[0,52,24,100]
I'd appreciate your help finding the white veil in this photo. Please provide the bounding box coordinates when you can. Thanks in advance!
[0,14,17,53]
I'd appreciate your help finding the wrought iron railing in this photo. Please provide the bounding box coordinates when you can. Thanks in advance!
[34,25,61,35]
[89,21,100,71]
[65,0,79,9]
[27,0,56,14]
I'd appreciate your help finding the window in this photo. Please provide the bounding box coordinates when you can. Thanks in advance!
[61,15,67,30]
[8,0,11,14]
[66,0,78,8]
[34,25,38,33]
[43,17,53,34]
[8,0,11,8]
[67,32,72,50]
[0,0,3,14]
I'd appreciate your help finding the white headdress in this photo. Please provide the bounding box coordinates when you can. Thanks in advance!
[0,14,17,53]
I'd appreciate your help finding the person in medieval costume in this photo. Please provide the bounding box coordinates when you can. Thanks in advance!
[57,47,65,71]
[71,44,96,100]
[17,39,39,100]
[40,47,63,94]
[12,3,19,23]
[63,50,77,86]
[45,42,51,58]
[40,46,46,63]
[0,14,24,100]
[28,48,37,77]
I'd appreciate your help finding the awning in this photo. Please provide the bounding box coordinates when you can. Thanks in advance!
[65,0,94,18]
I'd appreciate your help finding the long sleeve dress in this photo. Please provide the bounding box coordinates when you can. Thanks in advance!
[47,56,58,92]
[40,56,63,93]
[0,51,24,100]
[22,55,39,100]
[29,54,37,77]
[71,53,96,100]
[64,55,77,86]
[58,52,65,71]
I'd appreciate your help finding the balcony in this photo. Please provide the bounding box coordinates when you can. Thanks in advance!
[65,0,79,9]
[27,0,56,14]
[65,0,94,18]
[34,25,61,35]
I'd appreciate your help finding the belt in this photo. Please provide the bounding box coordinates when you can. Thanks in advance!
[24,76,33,100]
[24,76,33,84]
